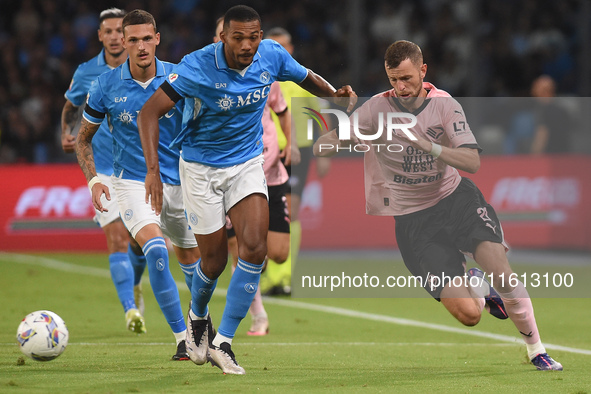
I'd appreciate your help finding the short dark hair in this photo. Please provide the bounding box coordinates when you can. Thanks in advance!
[99,7,126,24]
[266,27,291,40]
[385,40,423,69]
[223,5,261,30]
[122,9,157,34]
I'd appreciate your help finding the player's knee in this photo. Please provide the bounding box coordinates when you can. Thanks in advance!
[268,253,288,264]
[444,297,482,327]
[200,261,225,279]
[200,252,227,279]
[457,308,481,327]
[178,248,201,266]
[238,241,267,265]
[105,226,129,253]
[267,246,289,264]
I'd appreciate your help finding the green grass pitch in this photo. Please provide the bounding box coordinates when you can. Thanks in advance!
[1,252,590,393]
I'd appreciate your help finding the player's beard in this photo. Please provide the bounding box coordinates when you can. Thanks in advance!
[236,53,253,69]
[135,56,155,73]
[397,82,425,111]
[134,50,153,68]
[397,95,420,111]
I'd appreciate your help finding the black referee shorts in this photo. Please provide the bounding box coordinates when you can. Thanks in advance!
[226,182,290,239]
[394,177,504,300]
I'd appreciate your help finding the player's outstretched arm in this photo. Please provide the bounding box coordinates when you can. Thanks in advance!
[438,146,480,173]
[397,132,481,174]
[298,70,358,112]
[138,87,175,215]
[75,119,110,212]
[61,100,79,153]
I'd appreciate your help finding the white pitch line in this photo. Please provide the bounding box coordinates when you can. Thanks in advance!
[2,252,590,356]
[0,342,521,347]
[2,252,111,278]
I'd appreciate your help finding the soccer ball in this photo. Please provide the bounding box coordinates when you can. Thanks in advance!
[16,310,69,361]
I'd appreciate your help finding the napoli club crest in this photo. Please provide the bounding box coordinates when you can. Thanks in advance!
[124,209,133,221]
[260,71,270,84]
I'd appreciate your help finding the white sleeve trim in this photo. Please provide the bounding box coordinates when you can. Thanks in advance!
[297,68,310,84]
[82,112,103,125]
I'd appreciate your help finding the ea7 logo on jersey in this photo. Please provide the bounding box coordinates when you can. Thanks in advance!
[115,97,127,103]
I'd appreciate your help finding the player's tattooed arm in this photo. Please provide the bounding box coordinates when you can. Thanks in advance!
[75,118,111,213]
[75,118,100,182]
[61,100,79,153]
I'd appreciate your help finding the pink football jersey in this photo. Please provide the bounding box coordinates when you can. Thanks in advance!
[262,82,289,186]
[352,82,480,216]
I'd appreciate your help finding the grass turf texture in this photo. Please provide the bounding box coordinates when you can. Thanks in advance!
[1,252,590,393]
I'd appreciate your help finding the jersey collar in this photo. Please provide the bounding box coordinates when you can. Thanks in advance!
[423,82,438,96]
[97,49,107,66]
[388,82,434,117]
[120,57,166,80]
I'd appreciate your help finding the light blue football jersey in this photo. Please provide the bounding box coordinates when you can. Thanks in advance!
[167,39,308,167]
[65,49,114,175]
[83,58,183,185]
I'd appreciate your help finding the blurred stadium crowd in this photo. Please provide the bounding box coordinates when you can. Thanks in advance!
[0,0,586,164]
